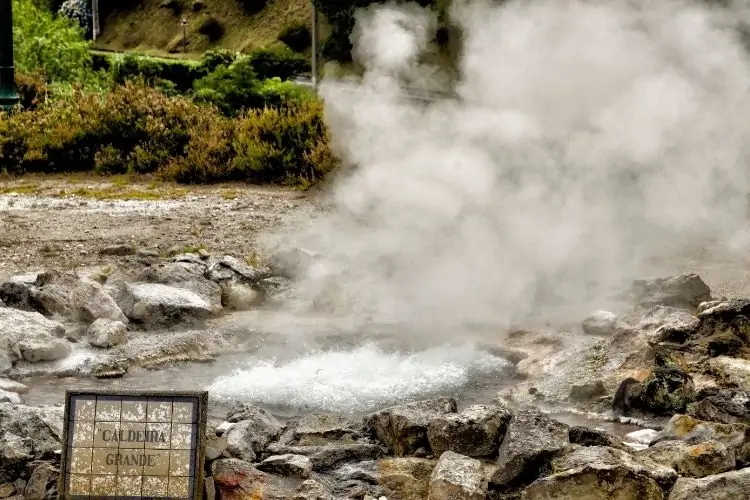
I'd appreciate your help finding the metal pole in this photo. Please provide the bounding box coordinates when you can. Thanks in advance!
[92,0,100,41]
[311,1,319,93]
[0,0,20,112]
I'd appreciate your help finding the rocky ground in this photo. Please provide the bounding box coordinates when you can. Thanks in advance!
[1,178,750,499]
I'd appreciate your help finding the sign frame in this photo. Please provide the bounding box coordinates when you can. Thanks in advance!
[58,389,209,500]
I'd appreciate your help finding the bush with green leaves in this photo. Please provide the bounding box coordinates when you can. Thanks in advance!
[247,46,311,80]
[109,53,202,92]
[197,48,238,74]
[12,0,94,83]
[193,56,263,115]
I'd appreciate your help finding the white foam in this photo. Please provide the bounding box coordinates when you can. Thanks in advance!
[207,343,510,414]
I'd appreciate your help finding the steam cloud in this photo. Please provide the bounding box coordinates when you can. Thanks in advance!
[263,0,750,336]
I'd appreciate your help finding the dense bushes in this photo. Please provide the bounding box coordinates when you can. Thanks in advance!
[108,53,203,92]
[0,82,336,186]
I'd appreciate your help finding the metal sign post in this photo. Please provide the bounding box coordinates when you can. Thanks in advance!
[92,0,100,41]
[311,2,319,93]
[180,17,189,56]
[59,389,209,499]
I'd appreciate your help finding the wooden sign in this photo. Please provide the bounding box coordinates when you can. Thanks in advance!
[59,390,208,500]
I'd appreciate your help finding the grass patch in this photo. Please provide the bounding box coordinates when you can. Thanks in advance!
[57,185,189,200]
[0,183,41,194]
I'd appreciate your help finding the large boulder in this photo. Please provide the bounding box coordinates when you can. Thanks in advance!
[0,308,68,371]
[687,389,750,425]
[264,442,384,471]
[114,282,214,328]
[291,414,361,445]
[694,299,750,356]
[427,404,512,458]
[257,454,313,478]
[613,367,695,417]
[668,467,750,500]
[136,262,222,311]
[635,306,700,345]
[490,407,570,489]
[658,414,750,466]
[365,398,457,456]
[29,270,127,323]
[637,440,735,478]
[630,273,711,310]
[0,403,63,481]
[428,451,486,500]
[224,405,283,462]
[211,458,296,500]
[375,457,436,500]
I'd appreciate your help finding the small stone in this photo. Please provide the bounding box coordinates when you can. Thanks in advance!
[199,248,210,259]
[428,451,487,500]
[0,483,15,499]
[87,318,127,348]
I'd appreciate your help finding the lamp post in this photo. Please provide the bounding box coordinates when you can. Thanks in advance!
[311,1,319,93]
[0,0,20,112]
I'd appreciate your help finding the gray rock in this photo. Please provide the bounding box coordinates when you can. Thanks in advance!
[221,283,260,310]
[136,262,222,310]
[0,403,64,458]
[293,414,360,444]
[631,273,712,310]
[24,463,57,500]
[637,439,735,478]
[0,389,22,404]
[569,380,607,402]
[224,405,283,461]
[636,306,700,345]
[0,281,34,311]
[99,244,134,256]
[18,336,71,363]
[257,454,313,478]
[490,407,570,489]
[0,379,28,394]
[365,398,457,456]
[696,298,750,346]
[613,367,695,417]
[207,255,268,288]
[211,459,288,499]
[30,271,127,323]
[292,479,333,500]
[116,283,213,327]
[427,404,512,458]
[87,318,127,348]
[428,451,486,500]
[265,443,384,471]
[668,467,750,500]
[688,389,750,424]
[375,457,435,500]
[0,308,66,371]
[657,414,750,466]
[582,310,618,336]
[551,445,677,490]
[0,433,33,465]
[568,426,627,450]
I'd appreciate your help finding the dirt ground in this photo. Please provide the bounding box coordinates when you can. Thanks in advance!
[0,175,314,279]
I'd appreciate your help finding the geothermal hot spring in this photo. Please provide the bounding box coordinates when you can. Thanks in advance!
[17,0,750,433]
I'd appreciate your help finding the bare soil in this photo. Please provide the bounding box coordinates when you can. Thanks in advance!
[0,175,313,279]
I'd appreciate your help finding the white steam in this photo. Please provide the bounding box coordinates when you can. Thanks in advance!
[264,0,750,334]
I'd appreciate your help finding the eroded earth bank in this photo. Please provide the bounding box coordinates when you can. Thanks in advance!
[1,182,750,499]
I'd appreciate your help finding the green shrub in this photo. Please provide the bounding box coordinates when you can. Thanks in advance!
[256,78,317,108]
[193,56,263,116]
[198,17,225,42]
[247,46,311,80]
[278,21,312,52]
[109,53,202,92]
[197,48,238,74]
[15,71,49,110]
[12,0,94,83]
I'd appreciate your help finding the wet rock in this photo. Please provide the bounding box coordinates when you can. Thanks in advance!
[265,443,384,470]
[553,446,677,491]
[224,406,283,461]
[625,429,659,447]
[0,308,66,371]
[427,404,512,458]
[0,403,64,458]
[257,454,313,478]
[0,379,28,394]
[365,398,457,456]
[637,440,735,478]
[0,433,33,465]
[582,310,618,336]
[613,367,695,416]
[18,336,71,363]
[668,467,750,500]
[376,457,435,500]
[708,356,750,388]
[490,406,570,489]
[136,262,222,311]
[0,282,33,311]
[428,451,486,500]
[569,380,607,402]
[30,271,127,323]
[524,463,664,499]
[116,282,213,327]
[658,414,750,466]
[0,483,15,498]
[221,283,260,310]
[24,462,57,500]
[631,273,712,310]
[0,389,22,404]
[687,389,750,424]
[705,332,744,357]
[293,414,361,444]
[87,318,127,348]
[291,479,333,500]
[635,306,700,345]
[211,458,288,500]
[568,426,627,450]
[207,255,269,289]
